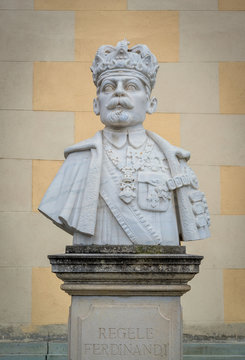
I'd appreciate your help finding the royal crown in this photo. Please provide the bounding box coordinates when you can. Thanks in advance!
[91,40,159,90]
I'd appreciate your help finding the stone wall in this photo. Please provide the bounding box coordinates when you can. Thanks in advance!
[0,0,244,340]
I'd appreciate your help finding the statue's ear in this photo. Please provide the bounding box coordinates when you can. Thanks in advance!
[147,97,157,114]
[93,98,100,115]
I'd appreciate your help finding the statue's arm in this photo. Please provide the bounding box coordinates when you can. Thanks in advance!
[175,158,211,241]
[38,151,91,235]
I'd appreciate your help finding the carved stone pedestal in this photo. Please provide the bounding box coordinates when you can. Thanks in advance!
[49,245,203,360]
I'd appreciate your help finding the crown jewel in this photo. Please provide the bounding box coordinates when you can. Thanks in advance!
[91,40,159,90]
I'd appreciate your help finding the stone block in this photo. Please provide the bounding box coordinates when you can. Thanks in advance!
[224,269,245,322]
[180,11,245,61]
[75,11,179,62]
[184,215,245,270]
[48,343,67,355]
[128,0,218,10]
[0,62,32,110]
[0,267,32,324]
[182,268,224,323]
[32,160,64,212]
[0,10,74,61]
[0,212,71,267]
[0,110,74,160]
[0,159,32,211]
[144,113,180,146]
[184,342,245,355]
[75,112,104,143]
[221,166,245,214]
[33,62,94,111]
[32,267,70,325]
[190,165,220,215]
[219,0,245,10]
[184,357,245,360]
[35,0,127,10]
[154,63,219,113]
[0,0,33,9]
[0,356,46,360]
[181,114,245,166]
[220,62,245,114]
[0,342,47,354]
[69,296,182,360]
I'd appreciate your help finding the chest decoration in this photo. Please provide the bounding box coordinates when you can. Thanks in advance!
[104,139,171,208]
[137,171,172,211]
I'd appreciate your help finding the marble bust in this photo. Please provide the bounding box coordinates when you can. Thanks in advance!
[39,40,210,246]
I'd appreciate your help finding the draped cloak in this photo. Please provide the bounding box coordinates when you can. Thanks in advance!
[38,130,210,242]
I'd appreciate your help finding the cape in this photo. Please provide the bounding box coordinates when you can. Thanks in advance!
[39,130,210,241]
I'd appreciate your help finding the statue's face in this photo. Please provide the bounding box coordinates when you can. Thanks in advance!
[93,74,157,129]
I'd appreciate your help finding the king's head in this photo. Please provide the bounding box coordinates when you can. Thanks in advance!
[91,40,159,129]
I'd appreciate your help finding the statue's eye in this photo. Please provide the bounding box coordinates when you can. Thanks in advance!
[103,84,114,92]
[126,83,137,91]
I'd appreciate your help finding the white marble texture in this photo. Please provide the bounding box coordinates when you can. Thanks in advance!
[39,41,210,245]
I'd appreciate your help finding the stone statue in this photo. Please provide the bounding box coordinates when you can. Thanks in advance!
[39,40,210,246]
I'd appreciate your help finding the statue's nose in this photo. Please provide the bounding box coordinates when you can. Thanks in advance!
[114,82,125,96]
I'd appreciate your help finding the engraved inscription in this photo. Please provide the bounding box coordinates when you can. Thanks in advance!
[78,305,170,360]
[98,327,154,339]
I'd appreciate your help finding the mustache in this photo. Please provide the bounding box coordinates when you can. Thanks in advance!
[106,97,134,110]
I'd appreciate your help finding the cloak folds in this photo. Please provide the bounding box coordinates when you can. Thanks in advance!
[39,131,210,241]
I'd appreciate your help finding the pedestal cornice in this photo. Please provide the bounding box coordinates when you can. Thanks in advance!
[48,245,203,297]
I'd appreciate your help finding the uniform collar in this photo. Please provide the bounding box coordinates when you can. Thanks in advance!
[103,126,147,149]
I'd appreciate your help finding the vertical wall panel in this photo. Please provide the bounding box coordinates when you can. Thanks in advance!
[219,0,245,10]
[219,62,245,114]
[180,11,245,61]
[75,11,179,62]
[0,10,74,61]
[224,269,245,322]
[33,62,94,111]
[128,0,218,10]
[34,0,127,10]
[32,268,70,325]
[0,62,33,110]
[32,160,63,212]
[221,166,245,215]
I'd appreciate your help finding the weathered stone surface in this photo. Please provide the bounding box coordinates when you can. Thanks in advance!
[69,296,182,360]
[66,245,186,254]
[48,246,203,296]
[49,247,202,360]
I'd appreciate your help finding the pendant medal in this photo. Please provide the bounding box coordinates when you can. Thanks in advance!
[119,167,136,203]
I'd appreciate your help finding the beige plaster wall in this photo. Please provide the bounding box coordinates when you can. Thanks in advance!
[0,0,244,340]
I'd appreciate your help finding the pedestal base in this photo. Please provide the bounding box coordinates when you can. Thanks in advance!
[48,245,203,360]
[69,296,182,360]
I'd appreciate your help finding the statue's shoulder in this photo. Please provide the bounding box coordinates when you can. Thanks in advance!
[64,131,103,159]
[147,130,190,161]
